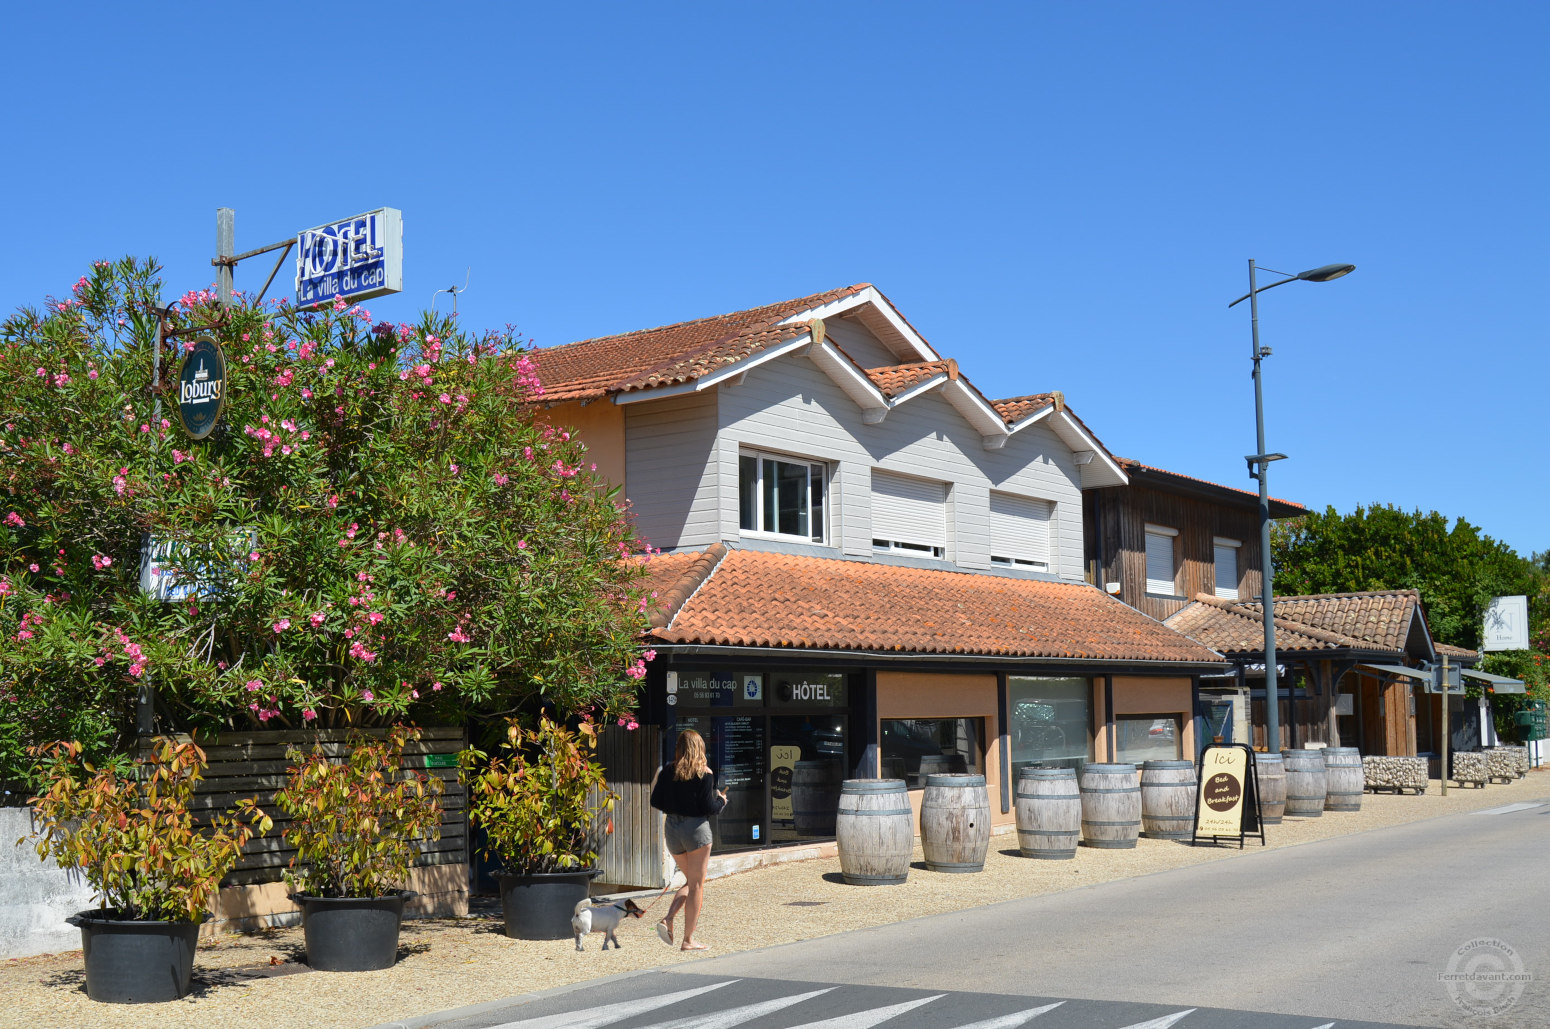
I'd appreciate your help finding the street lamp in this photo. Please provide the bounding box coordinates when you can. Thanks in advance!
[1227,260,1355,753]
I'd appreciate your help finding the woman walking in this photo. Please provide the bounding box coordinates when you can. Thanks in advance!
[649,728,726,950]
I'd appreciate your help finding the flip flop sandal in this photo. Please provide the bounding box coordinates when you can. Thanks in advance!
[655,921,673,945]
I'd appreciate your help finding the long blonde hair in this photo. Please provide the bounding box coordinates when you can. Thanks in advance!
[673,729,709,782]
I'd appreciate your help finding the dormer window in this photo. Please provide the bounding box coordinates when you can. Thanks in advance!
[739,451,827,544]
[871,470,948,560]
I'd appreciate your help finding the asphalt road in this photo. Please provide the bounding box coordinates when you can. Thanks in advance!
[414,796,1550,1029]
[685,796,1550,1028]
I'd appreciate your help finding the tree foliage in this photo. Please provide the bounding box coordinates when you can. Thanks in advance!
[1,258,656,791]
[1271,503,1549,722]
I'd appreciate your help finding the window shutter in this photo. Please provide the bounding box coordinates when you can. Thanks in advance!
[871,471,947,549]
[1214,539,1240,600]
[989,492,1051,567]
[1145,529,1175,595]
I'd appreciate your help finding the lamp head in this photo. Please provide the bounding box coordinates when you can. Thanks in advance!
[1297,263,1355,282]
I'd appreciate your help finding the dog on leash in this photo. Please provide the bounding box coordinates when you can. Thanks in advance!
[571,897,645,951]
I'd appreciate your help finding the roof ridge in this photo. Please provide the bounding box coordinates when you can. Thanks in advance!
[543,284,870,354]
[647,543,730,629]
[1197,594,1372,649]
[1271,588,1421,602]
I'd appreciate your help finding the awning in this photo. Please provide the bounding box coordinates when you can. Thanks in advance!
[1358,663,1465,694]
[1461,668,1526,694]
[1357,663,1431,683]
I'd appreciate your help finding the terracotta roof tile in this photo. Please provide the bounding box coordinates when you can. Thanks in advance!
[864,361,951,398]
[991,393,1059,425]
[647,549,1225,665]
[532,285,871,403]
[1435,642,1478,660]
[1166,590,1427,656]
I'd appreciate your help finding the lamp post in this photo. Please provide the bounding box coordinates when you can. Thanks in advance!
[1228,260,1355,753]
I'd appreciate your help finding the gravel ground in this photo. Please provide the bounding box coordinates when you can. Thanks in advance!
[3,772,1545,1029]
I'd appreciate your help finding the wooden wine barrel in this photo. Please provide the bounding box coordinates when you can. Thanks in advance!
[1321,747,1364,812]
[1013,767,1081,859]
[835,779,912,886]
[1253,752,1286,825]
[1282,749,1327,818]
[1140,760,1197,840]
[1079,763,1140,849]
[919,773,991,873]
[792,759,841,836]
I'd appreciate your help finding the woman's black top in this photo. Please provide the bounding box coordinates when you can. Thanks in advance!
[649,763,726,817]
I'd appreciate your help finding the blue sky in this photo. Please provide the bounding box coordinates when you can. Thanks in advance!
[4,3,1545,556]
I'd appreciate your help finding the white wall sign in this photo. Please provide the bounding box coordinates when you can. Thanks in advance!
[1483,595,1529,651]
[294,208,403,308]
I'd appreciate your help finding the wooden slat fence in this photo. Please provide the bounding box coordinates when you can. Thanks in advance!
[595,724,668,889]
[137,726,467,886]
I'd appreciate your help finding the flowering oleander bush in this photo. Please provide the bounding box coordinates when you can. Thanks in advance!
[0,257,657,789]
[274,726,444,898]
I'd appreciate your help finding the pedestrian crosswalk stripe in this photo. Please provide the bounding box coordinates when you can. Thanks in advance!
[632,987,835,1029]
[487,980,738,1029]
[944,1000,1065,1028]
[1114,1010,1196,1029]
[1473,803,1542,815]
[781,993,944,1028]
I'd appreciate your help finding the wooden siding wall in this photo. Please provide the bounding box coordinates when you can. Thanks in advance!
[138,726,467,887]
[596,725,668,889]
[1084,484,1264,621]
[716,353,1084,578]
[624,389,722,551]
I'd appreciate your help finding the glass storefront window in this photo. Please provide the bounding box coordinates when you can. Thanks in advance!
[879,718,984,788]
[1009,676,1092,773]
[1115,714,1182,764]
[672,669,850,851]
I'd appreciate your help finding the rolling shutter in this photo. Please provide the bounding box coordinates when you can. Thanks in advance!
[989,492,1051,567]
[1214,538,1240,600]
[1145,525,1177,596]
[871,471,947,550]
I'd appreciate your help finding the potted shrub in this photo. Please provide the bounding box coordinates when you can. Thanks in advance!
[460,715,616,940]
[23,738,270,1004]
[272,726,444,971]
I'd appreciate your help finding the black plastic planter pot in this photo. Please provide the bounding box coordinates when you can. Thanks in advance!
[68,910,203,1004]
[496,870,595,940]
[293,891,411,971]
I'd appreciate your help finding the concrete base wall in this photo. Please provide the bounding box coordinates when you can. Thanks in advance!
[1,807,98,959]
[207,862,470,934]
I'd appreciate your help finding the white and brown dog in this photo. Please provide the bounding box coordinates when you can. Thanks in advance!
[571,897,645,951]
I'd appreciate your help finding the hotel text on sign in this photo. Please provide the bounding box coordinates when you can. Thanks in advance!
[294,208,403,308]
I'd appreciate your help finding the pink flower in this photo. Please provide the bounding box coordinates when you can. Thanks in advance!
[4,512,24,528]
[432,681,443,692]
[273,619,291,634]
[88,369,98,380]
[91,554,113,570]
[447,628,471,643]
[361,690,374,702]
[310,611,326,627]
[302,708,317,722]
[367,612,384,625]
[246,680,262,693]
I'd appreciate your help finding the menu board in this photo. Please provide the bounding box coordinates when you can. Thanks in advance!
[1193,744,1263,847]
[713,715,764,791]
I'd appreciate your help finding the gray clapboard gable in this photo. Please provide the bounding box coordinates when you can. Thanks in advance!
[623,389,721,551]
[822,315,904,370]
[712,352,1085,579]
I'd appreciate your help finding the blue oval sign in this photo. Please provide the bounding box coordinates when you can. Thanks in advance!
[177,337,228,440]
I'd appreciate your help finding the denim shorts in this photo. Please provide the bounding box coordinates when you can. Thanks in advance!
[664,814,713,855]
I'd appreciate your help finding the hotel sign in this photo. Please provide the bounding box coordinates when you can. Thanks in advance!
[294,208,403,308]
[177,337,228,440]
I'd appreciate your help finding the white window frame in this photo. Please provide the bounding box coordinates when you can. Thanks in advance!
[870,470,949,560]
[1144,523,1179,597]
[1213,536,1242,600]
[989,491,1052,571]
[739,449,828,544]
